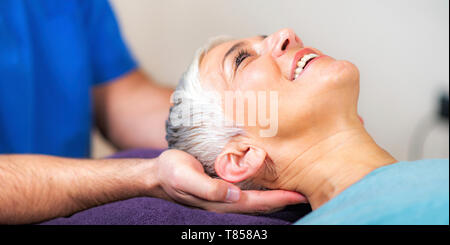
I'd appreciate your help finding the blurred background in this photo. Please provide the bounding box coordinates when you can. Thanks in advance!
[92,0,449,161]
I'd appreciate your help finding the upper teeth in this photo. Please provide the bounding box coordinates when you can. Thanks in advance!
[294,53,318,79]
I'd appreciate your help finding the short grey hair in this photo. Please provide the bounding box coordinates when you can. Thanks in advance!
[165,36,261,189]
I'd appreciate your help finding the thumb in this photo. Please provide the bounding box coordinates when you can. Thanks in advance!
[210,178,242,203]
[180,169,242,203]
[223,182,242,203]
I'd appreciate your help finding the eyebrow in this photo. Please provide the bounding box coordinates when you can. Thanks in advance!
[222,41,246,68]
[222,35,267,66]
[221,35,267,80]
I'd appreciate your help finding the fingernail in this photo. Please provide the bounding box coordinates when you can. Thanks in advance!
[226,187,240,202]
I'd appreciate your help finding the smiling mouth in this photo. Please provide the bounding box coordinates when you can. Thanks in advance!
[293,53,318,80]
[290,48,321,81]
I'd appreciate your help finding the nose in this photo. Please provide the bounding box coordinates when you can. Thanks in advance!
[266,28,303,58]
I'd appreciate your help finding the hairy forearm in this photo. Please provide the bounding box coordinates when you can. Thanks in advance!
[0,154,158,224]
[94,70,173,149]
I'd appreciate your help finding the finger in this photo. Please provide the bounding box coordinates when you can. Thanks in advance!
[176,169,241,203]
[185,190,308,214]
[234,190,308,213]
[162,186,232,212]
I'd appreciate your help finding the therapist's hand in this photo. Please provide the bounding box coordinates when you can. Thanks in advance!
[154,149,307,214]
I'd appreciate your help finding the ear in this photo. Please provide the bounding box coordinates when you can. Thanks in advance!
[214,141,267,183]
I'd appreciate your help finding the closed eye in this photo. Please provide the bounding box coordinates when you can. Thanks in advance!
[234,49,251,71]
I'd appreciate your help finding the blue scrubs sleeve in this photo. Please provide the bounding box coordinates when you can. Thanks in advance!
[0,0,138,157]
[83,0,137,85]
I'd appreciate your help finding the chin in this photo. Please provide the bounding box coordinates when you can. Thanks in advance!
[321,60,360,88]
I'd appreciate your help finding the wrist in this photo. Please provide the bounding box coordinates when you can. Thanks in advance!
[131,158,163,197]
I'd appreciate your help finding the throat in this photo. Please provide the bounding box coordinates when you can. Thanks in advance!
[271,128,397,210]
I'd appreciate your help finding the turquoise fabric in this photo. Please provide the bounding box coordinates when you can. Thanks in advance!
[295,159,449,225]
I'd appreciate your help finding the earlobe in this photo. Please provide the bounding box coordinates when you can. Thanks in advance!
[215,144,267,183]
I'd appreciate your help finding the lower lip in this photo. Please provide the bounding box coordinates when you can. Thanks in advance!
[293,55,328,81]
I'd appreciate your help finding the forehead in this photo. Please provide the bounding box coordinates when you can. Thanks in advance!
[199,36,261,91]
[198,39,235,91]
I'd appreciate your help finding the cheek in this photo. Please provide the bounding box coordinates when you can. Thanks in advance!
[276,60,360,135]
[229,59,282,134]
[236,59,280,91]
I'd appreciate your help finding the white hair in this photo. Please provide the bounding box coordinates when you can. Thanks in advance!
[165,36,261,189]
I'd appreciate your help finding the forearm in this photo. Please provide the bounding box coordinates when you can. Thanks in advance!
[94,70,173,149]
[0,154,158,224]
[108,81,172,149]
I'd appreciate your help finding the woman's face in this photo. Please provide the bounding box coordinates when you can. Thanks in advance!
[199,28,360,140]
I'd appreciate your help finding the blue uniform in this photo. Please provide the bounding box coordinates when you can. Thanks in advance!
[295,159,449,225]
[0,0,136,157]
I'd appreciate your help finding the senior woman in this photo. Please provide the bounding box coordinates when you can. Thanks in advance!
[166,28,449,225]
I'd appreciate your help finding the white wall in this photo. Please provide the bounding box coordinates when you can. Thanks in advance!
[108,0,449,161]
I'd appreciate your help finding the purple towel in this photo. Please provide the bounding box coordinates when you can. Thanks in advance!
[40,149,311,225]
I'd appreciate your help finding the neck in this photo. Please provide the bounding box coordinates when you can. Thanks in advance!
[263,123,397,210]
